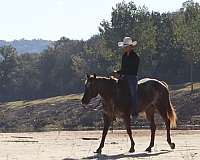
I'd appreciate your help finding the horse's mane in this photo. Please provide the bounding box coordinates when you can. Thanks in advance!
[95,76,118,83]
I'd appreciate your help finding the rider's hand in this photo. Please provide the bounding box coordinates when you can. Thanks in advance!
[112,70,117,74]
[111,70,120,78]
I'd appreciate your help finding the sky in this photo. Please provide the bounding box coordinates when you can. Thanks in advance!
[0,0,200,41]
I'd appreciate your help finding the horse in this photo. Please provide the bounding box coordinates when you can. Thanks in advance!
[81,74,176,154]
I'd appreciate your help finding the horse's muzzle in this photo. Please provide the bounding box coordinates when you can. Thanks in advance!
[81,99,89,108]
[82,103,87,109]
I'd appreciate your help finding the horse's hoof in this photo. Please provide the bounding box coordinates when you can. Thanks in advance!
[129,147,135,153]
[170,143,175,149]
[94,148,102,154]
[145,147,152,152]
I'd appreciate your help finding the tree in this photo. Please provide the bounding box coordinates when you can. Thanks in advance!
[17,53,41,99]
[174,0,200,91]
[0,45,19,101]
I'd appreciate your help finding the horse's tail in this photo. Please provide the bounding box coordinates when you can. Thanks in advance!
[167,94,177,129]
[161,80,176,128]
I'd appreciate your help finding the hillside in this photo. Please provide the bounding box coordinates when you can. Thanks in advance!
[0,83,200,132]
[170,83,200,126]
[0,94,102,132]
[0,39,51,53]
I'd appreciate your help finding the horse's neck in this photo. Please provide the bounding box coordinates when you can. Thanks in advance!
[96,79,115,100]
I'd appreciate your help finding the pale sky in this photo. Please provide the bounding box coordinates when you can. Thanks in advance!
[0,0,199,41]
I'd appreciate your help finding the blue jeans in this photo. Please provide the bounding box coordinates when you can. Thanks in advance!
[125,75,138,115]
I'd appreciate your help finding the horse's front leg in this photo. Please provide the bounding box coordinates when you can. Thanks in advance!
[95,113,111,154]
[124,115,135,153]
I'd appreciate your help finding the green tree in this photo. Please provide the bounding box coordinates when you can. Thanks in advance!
[17,53,41,99]
[0,45,19,101]
[174,0,200,90]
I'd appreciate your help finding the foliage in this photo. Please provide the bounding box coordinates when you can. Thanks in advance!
[0,1,200,102]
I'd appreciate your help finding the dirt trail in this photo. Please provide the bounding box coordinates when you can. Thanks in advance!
[0,130,199,160]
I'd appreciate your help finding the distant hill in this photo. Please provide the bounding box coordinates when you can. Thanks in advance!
[0,39,52,54]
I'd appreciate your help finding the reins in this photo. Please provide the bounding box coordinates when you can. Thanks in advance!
[82,97,102,111]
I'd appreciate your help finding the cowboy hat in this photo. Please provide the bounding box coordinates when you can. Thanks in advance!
[118,37,137,48]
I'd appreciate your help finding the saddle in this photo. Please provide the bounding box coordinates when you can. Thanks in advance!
[114,77,132,107]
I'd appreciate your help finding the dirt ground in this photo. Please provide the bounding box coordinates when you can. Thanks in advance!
[0,130,199,160]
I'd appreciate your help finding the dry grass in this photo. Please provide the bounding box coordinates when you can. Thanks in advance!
[170,82,200,92]
[0,93,83,109]
[2,82,199,110]
[0,82,199,132]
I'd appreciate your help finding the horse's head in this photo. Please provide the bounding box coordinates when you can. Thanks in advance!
[81,73,99,105]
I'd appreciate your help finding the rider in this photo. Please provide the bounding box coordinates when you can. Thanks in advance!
[114,37,140,117]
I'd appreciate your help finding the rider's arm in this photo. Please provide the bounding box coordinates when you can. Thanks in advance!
[116,54,125,75]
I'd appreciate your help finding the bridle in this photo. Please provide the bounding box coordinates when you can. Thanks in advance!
[82,96,102,111]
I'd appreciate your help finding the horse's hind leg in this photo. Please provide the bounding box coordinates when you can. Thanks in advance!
[124,116,135,152]
[165,117,175,149]
[95,114,111,154]
[159,109,175,150]
[145,109,156,152]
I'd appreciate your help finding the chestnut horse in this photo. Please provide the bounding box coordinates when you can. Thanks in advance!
[81,74,176,154]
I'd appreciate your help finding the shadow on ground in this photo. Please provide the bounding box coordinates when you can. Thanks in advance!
[62,150,172,160]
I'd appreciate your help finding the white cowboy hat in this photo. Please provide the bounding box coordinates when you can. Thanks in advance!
[118,37,137,48]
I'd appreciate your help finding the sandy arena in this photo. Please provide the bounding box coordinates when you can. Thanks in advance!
[0,130,199,160]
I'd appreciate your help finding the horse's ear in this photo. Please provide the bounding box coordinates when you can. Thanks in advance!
[93,73,96,79]
[86,73,90,79]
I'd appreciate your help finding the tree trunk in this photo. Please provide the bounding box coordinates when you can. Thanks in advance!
[190,60,193,93]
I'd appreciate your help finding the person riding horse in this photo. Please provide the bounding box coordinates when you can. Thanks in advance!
[82,37,176,154]
[114,37,140,117]
[82,74,176,153]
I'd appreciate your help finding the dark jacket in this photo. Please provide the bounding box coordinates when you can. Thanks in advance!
[118,50,139,76]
